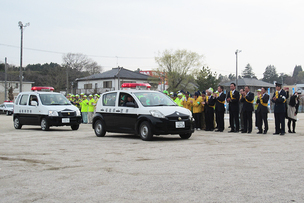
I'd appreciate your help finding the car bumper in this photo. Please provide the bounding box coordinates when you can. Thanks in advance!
[148,116,194,135]
[48,116,82,126]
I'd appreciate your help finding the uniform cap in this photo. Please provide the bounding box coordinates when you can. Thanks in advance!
[177,93,183,96]
[89,94,93,97]
[83,95,87,97]
[257,89,262,92]
[80,93,84,95]
[76,94,79,97]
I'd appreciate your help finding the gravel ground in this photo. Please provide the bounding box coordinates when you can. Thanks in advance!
[0,114,304,203]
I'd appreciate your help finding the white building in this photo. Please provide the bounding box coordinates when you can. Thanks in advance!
[0,80,34,102]
[76,67,150,94]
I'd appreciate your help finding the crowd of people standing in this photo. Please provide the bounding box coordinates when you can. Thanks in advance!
[167,82,301,135]
[66,93,100,124]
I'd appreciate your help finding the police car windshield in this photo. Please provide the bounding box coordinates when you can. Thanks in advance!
[134,92,176,107]
[39,94,71,105]
[6,104,14,108]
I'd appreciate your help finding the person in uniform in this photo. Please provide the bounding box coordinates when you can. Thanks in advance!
[88,95,95,124]
[226,83,240,133]
[240,86,254,133]
[200,91,206,130]
[176,93,183,107]
[191,92,203,131]
[239,89,244,132]
[253,89,262,129]
[215,85,226,132]
[80,95,89,124]
[204,88,216,131]
[256,87,269,134]
[181,91,193,111]
[271,82,287,135]
[287,91,300,133]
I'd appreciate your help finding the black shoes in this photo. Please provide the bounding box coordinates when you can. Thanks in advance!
[280,133,285,136]
[273,133,280,135]
[263,130,267,134]
[257,131,263,134]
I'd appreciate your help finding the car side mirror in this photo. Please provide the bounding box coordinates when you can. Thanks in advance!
[126,102,136,108]
[31,101,38,106]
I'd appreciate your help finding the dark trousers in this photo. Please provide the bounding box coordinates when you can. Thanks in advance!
[229,110,239,131]
[254,110,258,127]
[243,111,253,132]
[216,111,224,131]
[274,113,285,133]
[257,111,268,132]
[287,118,296,132]
[205,108,214,131]
[193,113,201,129]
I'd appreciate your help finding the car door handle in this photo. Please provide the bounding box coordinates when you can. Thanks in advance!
[116,110,120,112]
[100,109,104,112]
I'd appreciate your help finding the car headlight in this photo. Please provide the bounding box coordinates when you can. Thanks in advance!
[150,110,165,118]
[76,109,81,116]
[48,110,59,117]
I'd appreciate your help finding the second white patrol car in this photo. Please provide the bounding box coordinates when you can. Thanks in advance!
[92,89,194,141]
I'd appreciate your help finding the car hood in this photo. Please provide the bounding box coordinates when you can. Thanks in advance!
[143,106,192,117]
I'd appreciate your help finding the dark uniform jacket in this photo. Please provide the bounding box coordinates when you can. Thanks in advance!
[215,92,226,112]
[205,95,216,112]
[257,94,269,113]
[271,89,287,113]
[240,92,254,112]
[226,90,240,112]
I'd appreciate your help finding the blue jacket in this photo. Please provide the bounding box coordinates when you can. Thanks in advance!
[271,89,287,113]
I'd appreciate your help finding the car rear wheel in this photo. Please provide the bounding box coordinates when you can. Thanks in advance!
[14,117,22,129]
[139,121,153,141]
[41,118,50,131]
[179,133,192,139]
[71,124,79,130]
[94,119,106,137]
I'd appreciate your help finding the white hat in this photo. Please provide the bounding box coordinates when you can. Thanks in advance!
[208,88,213,93]
[177,93,183,96]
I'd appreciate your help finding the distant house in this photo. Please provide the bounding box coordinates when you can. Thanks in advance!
[76,67,150,94]
[220,78,275,94]
[0,73,34,102]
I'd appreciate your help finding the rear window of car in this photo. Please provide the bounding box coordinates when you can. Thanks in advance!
[102,93,116,106]
[19,94,29,105]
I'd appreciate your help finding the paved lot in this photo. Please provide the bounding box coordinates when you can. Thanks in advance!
[0,114,304,202]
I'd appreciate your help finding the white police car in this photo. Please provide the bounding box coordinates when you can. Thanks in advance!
[13,89,81,131]
[92,89,194,141]
[0,102,14,115]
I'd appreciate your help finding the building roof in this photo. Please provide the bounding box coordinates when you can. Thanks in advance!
[76,67,150,81]
[220,78,275,87]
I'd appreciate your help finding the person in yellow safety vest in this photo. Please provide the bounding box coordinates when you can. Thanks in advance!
[200,91,206,130]
[253,89,261,129]
[74,94,81,110]
[176,93,183,106]
[163,90,169,96]
[80,95,89,124]
[88,95,95,124]
[191,92,203,131]
[181,91,194,111]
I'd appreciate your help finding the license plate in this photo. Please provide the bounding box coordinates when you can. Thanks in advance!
[62,118,70,123]
[175,121,185,128]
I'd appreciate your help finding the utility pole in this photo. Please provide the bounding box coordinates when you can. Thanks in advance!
[4,57,8,101]
[18,21,30,93]
[66,62,70,95]
[235,49,242,89]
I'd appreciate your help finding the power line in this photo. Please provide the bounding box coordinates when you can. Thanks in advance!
[0,43,154,59]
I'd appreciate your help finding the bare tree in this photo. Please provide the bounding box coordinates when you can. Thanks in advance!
[62,53,102,74]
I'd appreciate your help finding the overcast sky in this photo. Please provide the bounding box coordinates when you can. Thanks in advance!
[1,0,303,78]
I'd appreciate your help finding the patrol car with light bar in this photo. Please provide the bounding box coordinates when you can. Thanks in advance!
[92,83,194,141]
[13,87,81,131]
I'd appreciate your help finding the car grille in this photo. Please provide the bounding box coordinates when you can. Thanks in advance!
[60,111,76,117]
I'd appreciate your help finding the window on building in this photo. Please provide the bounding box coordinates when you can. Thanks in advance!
[95,83,98,89]
[15,83,19,89]
[84,83,92,89]
[103,81,112,88]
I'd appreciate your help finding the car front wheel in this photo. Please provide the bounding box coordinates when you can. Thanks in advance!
[41,118,50,131]
[94,119,106,137]
[179,133,192,139]
[71,124,79,130]
[139,121,153,141]
[14,117,22,129]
